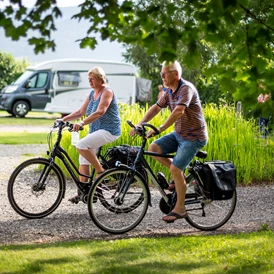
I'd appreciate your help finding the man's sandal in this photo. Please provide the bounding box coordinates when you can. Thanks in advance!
[162,211,188,223]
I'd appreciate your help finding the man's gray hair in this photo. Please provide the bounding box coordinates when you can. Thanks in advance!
[162,60,182,78]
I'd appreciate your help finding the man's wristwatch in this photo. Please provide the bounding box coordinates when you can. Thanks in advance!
[80,121,85,126]
[159,125,165,132]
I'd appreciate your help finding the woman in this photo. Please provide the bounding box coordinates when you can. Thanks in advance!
[61,66,121,203]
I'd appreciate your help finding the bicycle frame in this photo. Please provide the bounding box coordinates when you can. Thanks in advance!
[132,150,204,207]
[141,151,174,202]
[43,121,105,192]
[87,121,237,234]
[115,120,206,208]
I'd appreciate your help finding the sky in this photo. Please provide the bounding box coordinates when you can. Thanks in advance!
[0,0,85,8]
[0,0,125,63]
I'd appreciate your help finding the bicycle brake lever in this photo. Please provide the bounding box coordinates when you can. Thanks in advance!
[54,120,64,128]
[135,125,144,135]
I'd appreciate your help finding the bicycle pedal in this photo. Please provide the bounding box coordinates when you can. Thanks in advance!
[157,172,169,189]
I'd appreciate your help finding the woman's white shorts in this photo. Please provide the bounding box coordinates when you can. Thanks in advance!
[76,129,120,165]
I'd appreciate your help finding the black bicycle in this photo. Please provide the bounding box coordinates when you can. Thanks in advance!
[87,120,237,234]
[7,120,113,219]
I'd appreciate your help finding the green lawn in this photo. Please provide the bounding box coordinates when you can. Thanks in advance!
[0,110,58,144]
[0,231,274,274]
[0,110,60,126]
[0,132,48,144]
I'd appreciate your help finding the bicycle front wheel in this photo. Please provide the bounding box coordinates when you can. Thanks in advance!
[8,158,65,219]
[185,175,237,231]
[88,168,149,234]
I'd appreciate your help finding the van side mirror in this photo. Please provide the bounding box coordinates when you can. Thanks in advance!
[25,80,31,89]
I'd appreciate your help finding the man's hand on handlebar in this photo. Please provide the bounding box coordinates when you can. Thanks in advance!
[146,129,158,138]
[129,125,143,137]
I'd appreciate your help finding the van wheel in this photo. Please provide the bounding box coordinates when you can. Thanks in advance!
[12,101,30,118]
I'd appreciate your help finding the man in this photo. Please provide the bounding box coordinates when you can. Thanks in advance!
[130,60,208,222]
[157,84,167,100]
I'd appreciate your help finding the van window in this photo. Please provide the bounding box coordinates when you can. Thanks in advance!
[58,72,81,87]
[29,72,48,88]
[14,70,34,85]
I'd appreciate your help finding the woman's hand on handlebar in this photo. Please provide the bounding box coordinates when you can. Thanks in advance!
[129,127,136,137]
[73,123,83,132]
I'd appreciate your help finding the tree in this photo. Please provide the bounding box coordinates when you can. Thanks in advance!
[0,51,29,90]
[1,0,274,115]
[123,44,228,104]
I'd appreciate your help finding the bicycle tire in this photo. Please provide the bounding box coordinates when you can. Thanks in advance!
[185,175,237,231]
[97,169,146,214]
[88,168,149,234]
[7,158,65,219]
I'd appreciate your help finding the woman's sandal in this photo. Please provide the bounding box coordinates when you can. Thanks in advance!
[96,171,104,176]
[68,194,81,204]
[69,171,105,204]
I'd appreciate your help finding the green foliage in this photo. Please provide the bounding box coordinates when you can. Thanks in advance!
[0,51,29,90]
[57,102,274,184]
[1,1,274,114]
[123,41,232,105]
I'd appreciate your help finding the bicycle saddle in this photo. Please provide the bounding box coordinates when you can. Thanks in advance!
[196,150,207,159]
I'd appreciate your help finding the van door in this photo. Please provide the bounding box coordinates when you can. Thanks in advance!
[24,71,51,109]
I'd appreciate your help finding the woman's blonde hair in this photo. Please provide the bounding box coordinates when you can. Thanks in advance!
[88,66,107,84]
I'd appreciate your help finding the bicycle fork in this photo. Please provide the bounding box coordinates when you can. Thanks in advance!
[113,170,136,205]
[32,158,54,193]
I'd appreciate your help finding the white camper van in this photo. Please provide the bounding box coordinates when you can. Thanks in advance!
[0,59,151,117]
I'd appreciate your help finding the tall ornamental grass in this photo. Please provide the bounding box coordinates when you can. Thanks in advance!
[56,103,274,185]
[204,103,274,184]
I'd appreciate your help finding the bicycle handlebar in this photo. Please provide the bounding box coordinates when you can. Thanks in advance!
[126,120,160,136]
[53,120,84,132]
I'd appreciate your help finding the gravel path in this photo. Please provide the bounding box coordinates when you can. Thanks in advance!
[1,144,274,246]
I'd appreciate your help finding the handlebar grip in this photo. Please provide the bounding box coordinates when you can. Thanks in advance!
[127,120,160,135]
[68,123,84,131]
[142,123,160,135]
[126,120,135,128]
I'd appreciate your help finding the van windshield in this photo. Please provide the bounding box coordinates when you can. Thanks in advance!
[13,70,34,85]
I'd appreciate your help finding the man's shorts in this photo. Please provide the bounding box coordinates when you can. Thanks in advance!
[153,131,207,170]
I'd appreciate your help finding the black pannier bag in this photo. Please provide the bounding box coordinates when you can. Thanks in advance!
[104,145,140,167]
[195,160,236,200]
[102,145,147,180]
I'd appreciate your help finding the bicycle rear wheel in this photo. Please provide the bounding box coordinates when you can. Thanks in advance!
[7,158,65,219]
[88,168,149,234]
[185,175,237,231]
